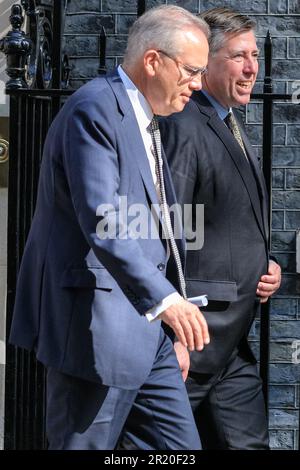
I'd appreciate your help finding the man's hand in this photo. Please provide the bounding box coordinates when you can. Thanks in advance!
[174,341,190,381]
[160,298,210,351]
[256,260,281,303]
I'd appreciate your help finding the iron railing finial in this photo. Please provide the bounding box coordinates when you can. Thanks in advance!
[0,4,32,89]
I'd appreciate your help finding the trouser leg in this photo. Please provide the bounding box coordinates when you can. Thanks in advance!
[186,353,269,450]
[118,330,201,450]
[46,368,138,450]
[47,331,200,450]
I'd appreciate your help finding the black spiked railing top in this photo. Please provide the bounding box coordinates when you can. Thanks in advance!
[137,0,146,17]
[21,0,37,15]
[98,26,107,75]
[97,0,146,76]
[264,31,272,93]
[61,54,71,89]
[252,31,290,100]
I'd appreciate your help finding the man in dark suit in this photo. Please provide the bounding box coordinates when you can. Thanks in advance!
[9,6,211,450]
[160,8,281,450]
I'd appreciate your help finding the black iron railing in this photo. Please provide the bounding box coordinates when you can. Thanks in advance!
[251,34,295,427]
[1,0,70,450]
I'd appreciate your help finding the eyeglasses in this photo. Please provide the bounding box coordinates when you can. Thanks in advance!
[157,49,207,79]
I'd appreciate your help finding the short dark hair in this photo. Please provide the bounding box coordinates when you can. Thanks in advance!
[198,7,256,55]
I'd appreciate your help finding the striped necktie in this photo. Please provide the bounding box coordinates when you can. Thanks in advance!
[225,111,249,162]
[148,116,187,299]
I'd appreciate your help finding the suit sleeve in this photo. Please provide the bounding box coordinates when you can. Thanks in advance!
[60,93,176,314]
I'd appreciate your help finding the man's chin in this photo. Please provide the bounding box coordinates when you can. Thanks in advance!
[159,105,185,116]
[235,93,252,106]
[172,102,187,114]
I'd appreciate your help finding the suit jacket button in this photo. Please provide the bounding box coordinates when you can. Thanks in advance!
[157,263,165,271]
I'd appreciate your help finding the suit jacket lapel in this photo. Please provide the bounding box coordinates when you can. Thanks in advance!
[239,124,269,240]
[105,71,160,220]
[106,70,185,262]
[192,92,266,240]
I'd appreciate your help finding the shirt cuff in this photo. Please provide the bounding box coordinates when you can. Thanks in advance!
[145,292,182,322]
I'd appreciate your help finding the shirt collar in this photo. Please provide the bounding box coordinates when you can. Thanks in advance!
[201,90,231,120]
[118,65,153,130]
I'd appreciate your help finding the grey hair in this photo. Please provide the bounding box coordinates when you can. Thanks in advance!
[198,7,256,55]
[123,5,210,67]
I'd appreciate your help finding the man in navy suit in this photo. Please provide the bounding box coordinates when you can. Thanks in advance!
[9,6,210,450]
[159,8,281,449]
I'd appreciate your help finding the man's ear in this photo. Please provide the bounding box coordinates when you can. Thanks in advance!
[144,50,160,77]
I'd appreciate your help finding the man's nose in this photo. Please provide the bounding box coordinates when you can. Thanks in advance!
[189,75,203,91]
[243,57,258,74]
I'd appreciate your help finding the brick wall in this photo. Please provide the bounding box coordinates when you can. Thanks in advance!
[64,0,300,449]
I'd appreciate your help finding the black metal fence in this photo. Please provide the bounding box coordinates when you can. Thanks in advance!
[1,0,72,450]
[0,0,299,450]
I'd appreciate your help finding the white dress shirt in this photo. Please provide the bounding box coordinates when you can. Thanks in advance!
[118,65,182,321]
